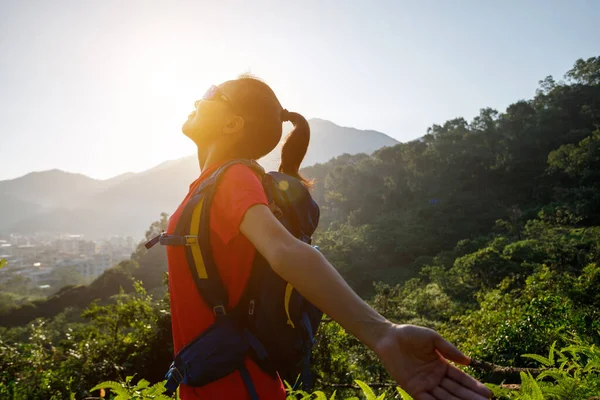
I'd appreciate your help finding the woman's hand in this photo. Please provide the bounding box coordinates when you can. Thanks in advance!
[373,324,492,400]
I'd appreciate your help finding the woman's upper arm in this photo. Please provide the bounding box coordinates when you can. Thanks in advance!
[239,203,298,270]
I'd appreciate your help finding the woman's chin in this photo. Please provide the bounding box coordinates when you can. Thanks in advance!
[182,120,194,136]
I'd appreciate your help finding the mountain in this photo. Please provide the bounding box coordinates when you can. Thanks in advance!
[1,119,398,239]
[0,170,104,209]
[300,118,401,165]
[261,118,401,171]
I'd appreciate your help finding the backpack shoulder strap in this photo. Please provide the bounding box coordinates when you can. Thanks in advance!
[174,159,265,317]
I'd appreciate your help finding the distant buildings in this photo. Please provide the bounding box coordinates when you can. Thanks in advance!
[0,233,138,289]
[55,234,96,255]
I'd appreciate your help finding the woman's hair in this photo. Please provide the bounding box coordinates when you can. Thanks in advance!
[224,75,311,186]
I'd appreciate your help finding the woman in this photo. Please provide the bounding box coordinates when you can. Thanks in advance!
[166,76,492,400]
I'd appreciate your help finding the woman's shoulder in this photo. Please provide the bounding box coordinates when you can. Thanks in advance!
[217,162,264,190]
[210,161,269,244]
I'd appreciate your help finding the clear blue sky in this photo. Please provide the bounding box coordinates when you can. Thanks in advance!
[1,0,599,181]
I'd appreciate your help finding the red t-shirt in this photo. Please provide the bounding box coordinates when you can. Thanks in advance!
[166,162,286,400]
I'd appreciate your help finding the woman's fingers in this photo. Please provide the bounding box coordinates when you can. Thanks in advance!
[415,392,437,400]
[433,335,470,365]
[447,364,492,398]
[440,377,490,400]
[431,386,461,400]
[431,333,491,398]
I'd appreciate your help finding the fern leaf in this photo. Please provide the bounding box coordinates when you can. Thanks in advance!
[135,379,150,390]
[549,341,556,365]
[396,387,414,400]
[111,388,131,398]
[145,382,167,396]
[311,391,328,400]
[531,380,544,400]
[559,359,569,371]
[354,380,376,400]
[520,372,532,392]
[537,370,565,381]
[584,360,600,372]
[90,381,125,392]
[376,394,385,400]
[329,390,337,400]
[286,389,310,400]
[522,353,553,367]
[520,372,544,400]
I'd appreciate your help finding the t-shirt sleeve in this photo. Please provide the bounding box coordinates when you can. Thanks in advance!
[211,164,269,245]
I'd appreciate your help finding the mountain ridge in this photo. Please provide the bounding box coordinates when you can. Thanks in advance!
[1,118,399,238]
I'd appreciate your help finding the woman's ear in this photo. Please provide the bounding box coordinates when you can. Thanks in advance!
[222,115,245,136]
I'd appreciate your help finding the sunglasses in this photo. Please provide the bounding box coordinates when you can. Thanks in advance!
[194,85,234,110]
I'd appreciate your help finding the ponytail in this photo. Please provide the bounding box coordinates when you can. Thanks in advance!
[279,109,311,187]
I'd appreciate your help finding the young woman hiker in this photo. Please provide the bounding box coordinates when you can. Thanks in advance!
[164,76,492,400]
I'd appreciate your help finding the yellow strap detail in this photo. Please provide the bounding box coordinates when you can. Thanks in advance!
[189,197,208,279]
[185,236,197,245]
[284,283,295,328]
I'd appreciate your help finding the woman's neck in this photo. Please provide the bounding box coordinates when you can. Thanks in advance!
[197,142,235,173]
[197,146,209,171]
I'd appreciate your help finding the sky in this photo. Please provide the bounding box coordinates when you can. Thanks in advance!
[1,0,599,181]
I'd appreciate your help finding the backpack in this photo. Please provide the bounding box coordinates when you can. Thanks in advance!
[145,159,323,399]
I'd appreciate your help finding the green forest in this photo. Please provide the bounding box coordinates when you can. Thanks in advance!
[1,56,600,399]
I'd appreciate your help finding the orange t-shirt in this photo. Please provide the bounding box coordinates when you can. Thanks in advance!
[166,162,286,400]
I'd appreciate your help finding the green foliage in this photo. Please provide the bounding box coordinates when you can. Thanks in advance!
[50,264,88,287]
[98,344,600,400]
[90,376,174,400]
[565,56,600,85]
[354,380,385,400]
[305,55,600,297]
[487,337,600,399]
[0,280,172,399]
[396,387,413,400]
[519,372,544,400]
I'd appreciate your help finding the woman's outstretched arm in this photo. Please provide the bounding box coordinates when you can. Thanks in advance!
[240,204,492,400]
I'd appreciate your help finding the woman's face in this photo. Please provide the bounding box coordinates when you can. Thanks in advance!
[181,83,238,145]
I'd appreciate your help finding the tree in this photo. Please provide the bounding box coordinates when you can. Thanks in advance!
[565,56,600,85]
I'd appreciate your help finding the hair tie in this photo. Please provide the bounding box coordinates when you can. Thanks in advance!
[281,108,290,122]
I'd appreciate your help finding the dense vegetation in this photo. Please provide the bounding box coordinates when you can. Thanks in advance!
[1,56,600,399]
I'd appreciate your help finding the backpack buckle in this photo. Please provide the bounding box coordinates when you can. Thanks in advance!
[248,300,255,315]
[183,235,198,245]
[164,362,184,392]
[213,305,226,316]
[170,364,184,383]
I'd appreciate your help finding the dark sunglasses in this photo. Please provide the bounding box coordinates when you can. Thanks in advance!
[194,85,233,109]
